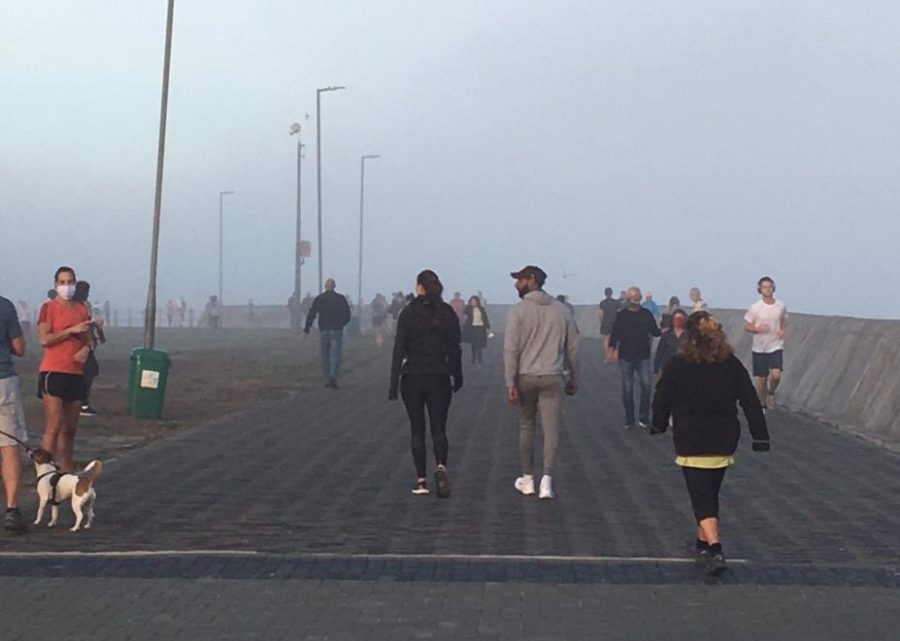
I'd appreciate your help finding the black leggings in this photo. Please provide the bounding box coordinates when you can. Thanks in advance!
[401,374,452,478]
[681,466,727,522]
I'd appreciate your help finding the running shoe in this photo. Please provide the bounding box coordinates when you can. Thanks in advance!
[411,480,430,495]
[80,405,98,417]
[538,475,554,500]
[705,552,728,576]
[514,475,535,496]
[434,467,450,499]
[3,508,26,533]
[637,420,648,429]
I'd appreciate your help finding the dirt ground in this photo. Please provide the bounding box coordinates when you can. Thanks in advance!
[13,327,385,464]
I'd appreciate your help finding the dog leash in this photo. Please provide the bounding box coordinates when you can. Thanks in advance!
[0,428,34,455]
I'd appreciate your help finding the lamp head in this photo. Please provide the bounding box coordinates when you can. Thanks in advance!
[289,123,301,135]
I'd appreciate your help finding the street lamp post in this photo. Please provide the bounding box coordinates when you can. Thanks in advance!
[218,190,234,305]
[315,85,346,293]
[143,0,176,350]
[289,123,304,299]
[358,154,381,311]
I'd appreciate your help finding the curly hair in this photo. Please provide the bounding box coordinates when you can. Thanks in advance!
[681,311,734,363]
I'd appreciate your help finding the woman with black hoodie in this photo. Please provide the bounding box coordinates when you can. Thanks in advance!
[651,311,769,576]
[389,270,463,497]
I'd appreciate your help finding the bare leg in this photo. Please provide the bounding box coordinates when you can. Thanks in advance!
[698,517,720,545]
[768,369,783,405]
[0,446,21,508]
[755,377,768,405]
[55,401,81,472]
[41,395,66,457]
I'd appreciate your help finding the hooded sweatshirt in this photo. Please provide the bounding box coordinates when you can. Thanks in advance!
[504,290,579,387]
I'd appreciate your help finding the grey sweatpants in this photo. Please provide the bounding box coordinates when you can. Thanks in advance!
[517,374,563,476]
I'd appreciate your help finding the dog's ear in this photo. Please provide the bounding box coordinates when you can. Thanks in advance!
[31,449,53,464]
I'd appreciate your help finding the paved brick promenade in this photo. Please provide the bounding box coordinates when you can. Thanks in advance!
[1,338,898,639]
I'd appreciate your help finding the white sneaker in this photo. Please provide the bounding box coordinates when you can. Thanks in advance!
[539,475,554,500]
[514,475,535,496]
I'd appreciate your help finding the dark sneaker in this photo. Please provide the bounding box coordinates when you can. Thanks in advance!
[434,467,450,498]
[694,547,711,567]
[4,508,26,533]
[80,405,98,417]
[706,552,728,576]
[411,480,430,495]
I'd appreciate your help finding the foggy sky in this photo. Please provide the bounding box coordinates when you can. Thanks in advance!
[2,1,899,318]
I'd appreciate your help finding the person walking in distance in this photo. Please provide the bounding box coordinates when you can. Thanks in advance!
[660,296,683,331]
[608,286,661,429]
[642,290,660,323]
[0,293,28,532]
[449,292,466,324]
[37,266,93,472]
[462,295,490,365]
[505,266,579,500]
[654,308,687,381]
[743,276,787,410]
[651,311,769,576]
[389,270,462,497]
[689,287,708,313]
[597,287,619,362]
[370,293,389,348]
[304,279,352,389]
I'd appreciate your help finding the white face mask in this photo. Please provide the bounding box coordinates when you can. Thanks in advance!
[56,284,76,300]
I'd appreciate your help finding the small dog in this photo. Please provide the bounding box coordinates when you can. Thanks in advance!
[30,449,102,532]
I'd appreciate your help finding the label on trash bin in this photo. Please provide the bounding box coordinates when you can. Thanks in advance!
[140,370,161,389]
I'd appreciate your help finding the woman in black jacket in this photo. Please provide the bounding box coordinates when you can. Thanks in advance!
[389,270,463,497]
[461,295,490,365]
[651,311,769,576]
[653,308,687,379]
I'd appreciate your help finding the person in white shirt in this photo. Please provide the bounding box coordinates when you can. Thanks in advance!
[689,287,708,313]
[743,276,787,409]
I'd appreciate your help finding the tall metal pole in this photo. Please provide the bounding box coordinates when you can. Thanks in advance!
[218,190,234,306]
[358,154,380,311]
[143,0,176,350]
[295,140,304,298]
[315,85,345,294]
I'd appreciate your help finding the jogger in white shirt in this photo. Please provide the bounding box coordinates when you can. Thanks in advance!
[743,277,787,409]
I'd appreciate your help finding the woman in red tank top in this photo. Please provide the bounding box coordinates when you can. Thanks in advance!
[37,266,92,472]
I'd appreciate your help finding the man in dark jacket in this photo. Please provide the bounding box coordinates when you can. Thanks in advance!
[303,279,352,388]
[609,286,661,428]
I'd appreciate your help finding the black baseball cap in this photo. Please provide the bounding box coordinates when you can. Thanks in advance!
[510,265,547,284]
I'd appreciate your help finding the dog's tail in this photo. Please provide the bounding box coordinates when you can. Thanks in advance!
[75,460,103,496]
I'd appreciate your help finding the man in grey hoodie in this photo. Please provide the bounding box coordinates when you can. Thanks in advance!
[504,266,579,500]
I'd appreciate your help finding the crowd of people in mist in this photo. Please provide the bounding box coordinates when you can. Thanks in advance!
[2,262,785,578]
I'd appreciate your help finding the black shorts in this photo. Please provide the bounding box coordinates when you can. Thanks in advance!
[37,372,87,403]
[752,350,784,378]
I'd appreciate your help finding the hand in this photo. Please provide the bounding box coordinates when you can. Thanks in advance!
[564,380,577,396]
[73,346,90,364]
[607,348,618,364]
[69,320,93,335]
[507,386,519,406]
[776,328,785,340]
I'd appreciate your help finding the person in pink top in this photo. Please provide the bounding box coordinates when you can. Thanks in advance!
[448,292,466,324]
[37,266,92,472]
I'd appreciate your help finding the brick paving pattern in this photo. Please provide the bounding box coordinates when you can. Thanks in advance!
[1,337,898,639]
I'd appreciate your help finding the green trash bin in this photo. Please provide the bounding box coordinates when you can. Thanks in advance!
[127,348,171,419]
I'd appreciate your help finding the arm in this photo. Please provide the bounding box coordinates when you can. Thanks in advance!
[647,311,661,337]
[388,310,409,399]
[445,310,463,391]
[340,297,352,328]
[564,315,579,388]
[503,308,521,389]
[650,362,672,434]
[736,359,770,450]
[303,299,319,333]
[38,318,91,348]
[9,336,25,357]
[653,335,668,374]
[482,307,491,331]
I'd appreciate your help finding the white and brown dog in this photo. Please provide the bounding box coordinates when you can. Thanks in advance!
[30,449,102,532]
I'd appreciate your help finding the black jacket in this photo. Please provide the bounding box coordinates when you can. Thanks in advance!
[653,329,681,374]
[389,296,462,397]
[609,307,660,361]
[303,290,351,332]
[651,354,770,456]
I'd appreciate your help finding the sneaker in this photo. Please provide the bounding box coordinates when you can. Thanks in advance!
[411,480,430,495]
[624,423,634,430]
[705,552,728,576]
[434,466,450,499]
[538,475,554,500]
[80,405,98,417]
[637,420,648,429]
[514,475,535,496]
[3,508,26,533]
